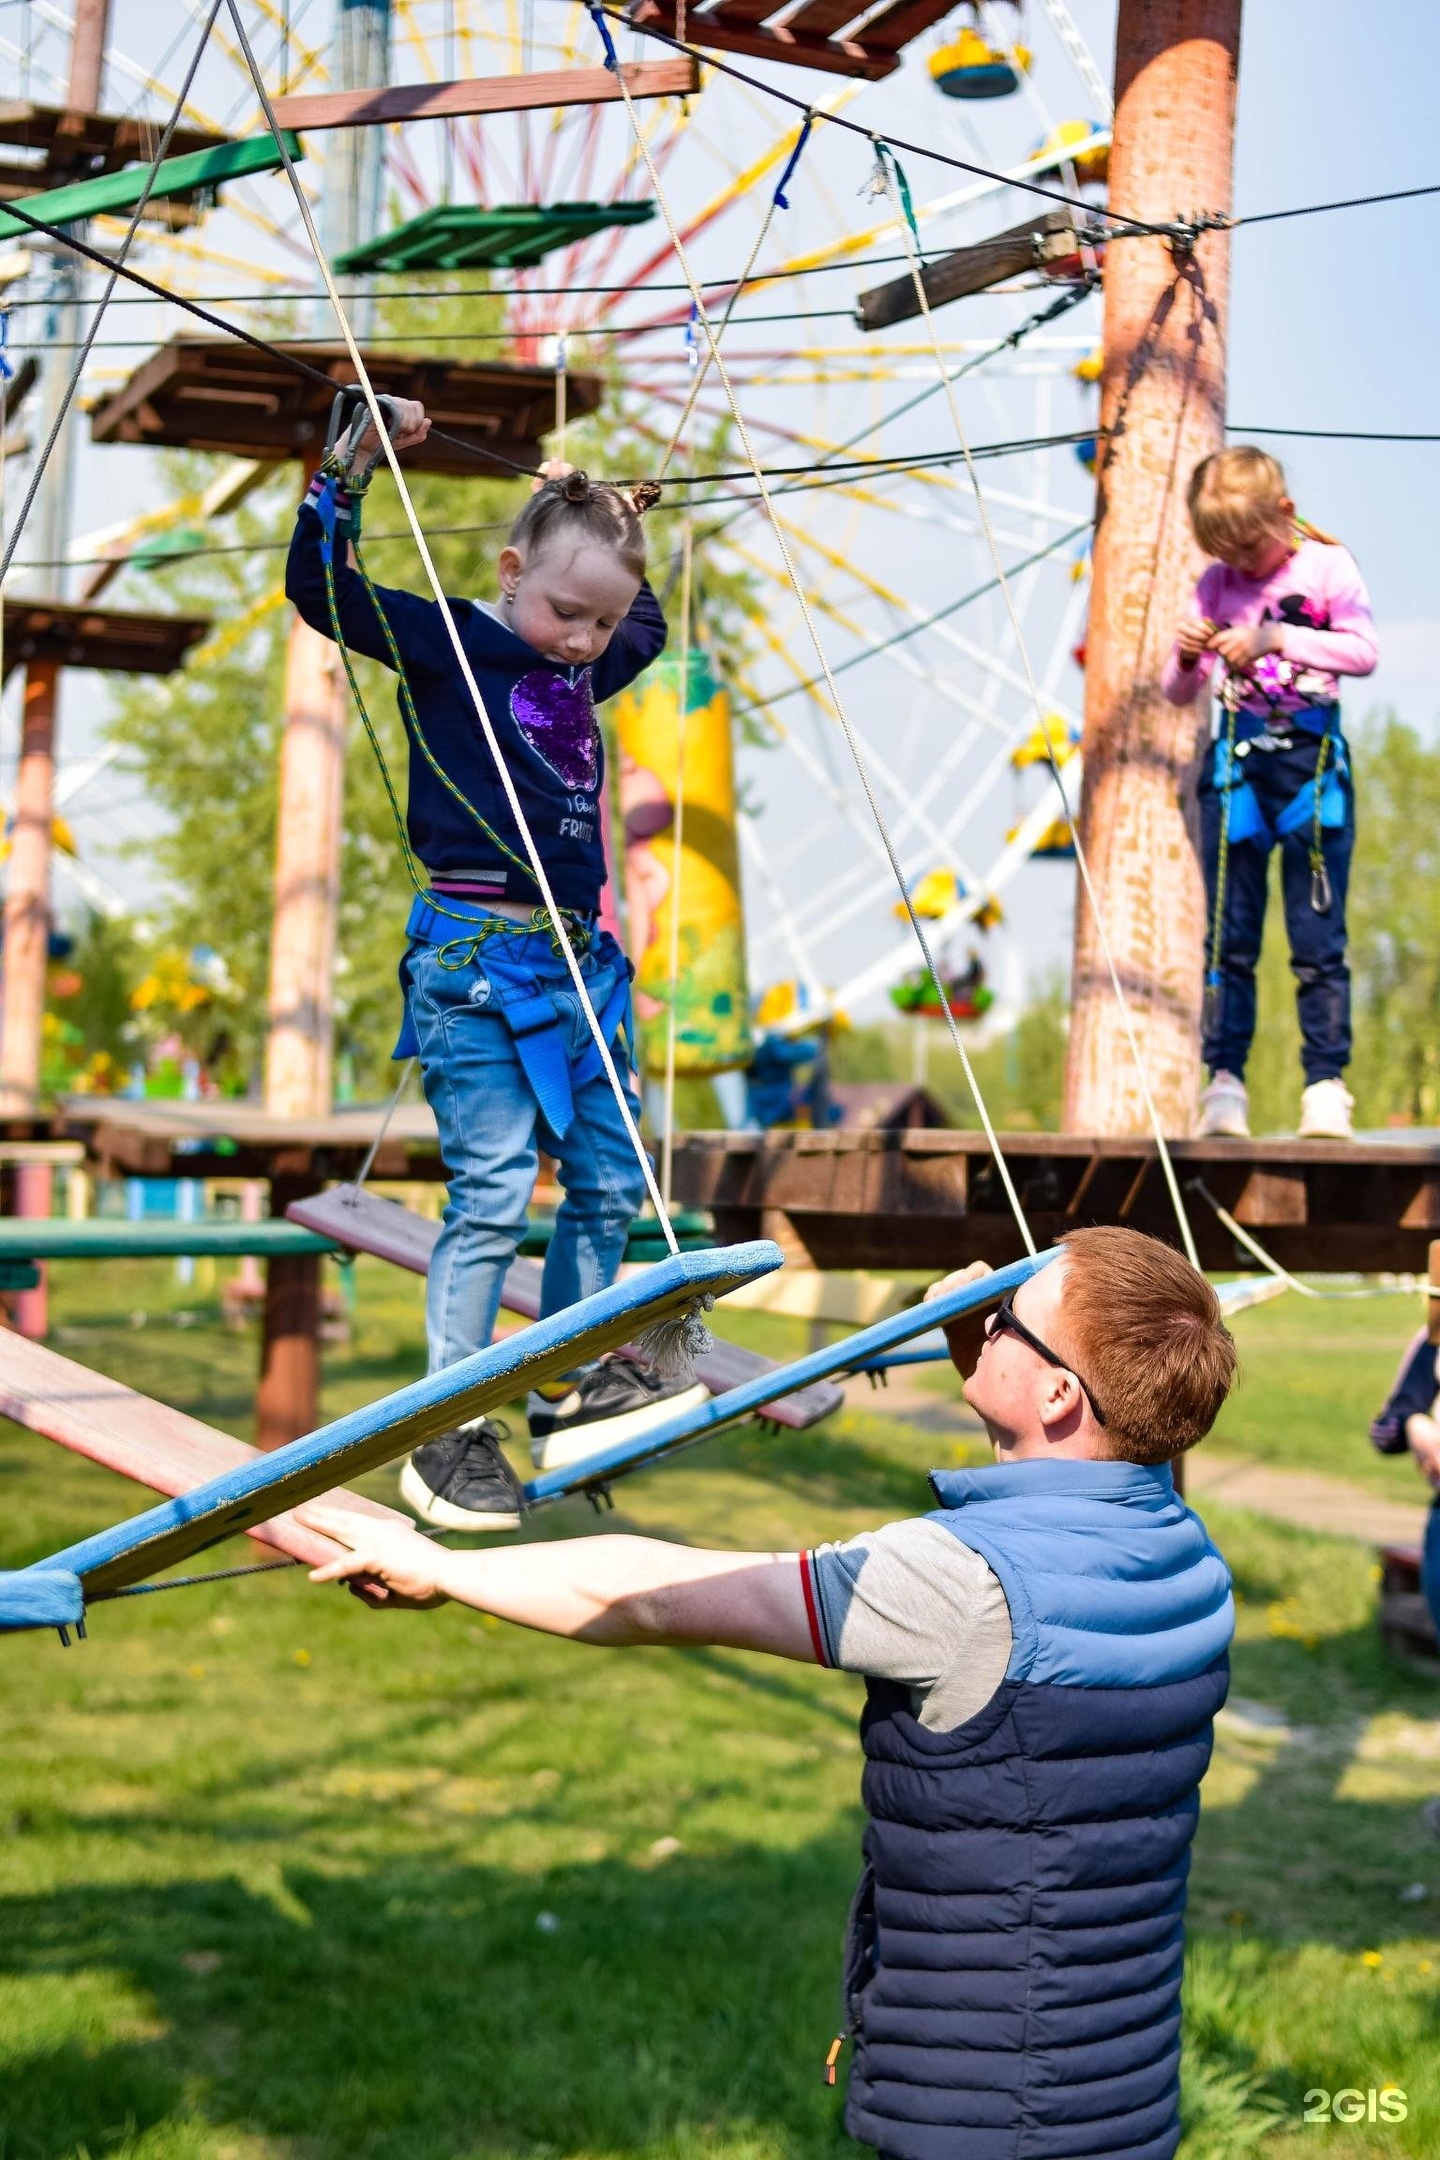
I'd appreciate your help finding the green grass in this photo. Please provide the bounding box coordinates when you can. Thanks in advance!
[1215,1289,1433,1502]
[0,1260,1438,2157]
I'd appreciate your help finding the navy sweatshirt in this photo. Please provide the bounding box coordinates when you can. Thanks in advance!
[286,490,667,913]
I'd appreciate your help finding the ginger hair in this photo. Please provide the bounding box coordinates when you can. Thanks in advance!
[509,469,654,579]
[1053,1227,1236,1465]
[1186,444,1293,558]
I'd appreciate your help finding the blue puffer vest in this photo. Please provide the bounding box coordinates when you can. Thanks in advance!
[842,1459,1234,2160]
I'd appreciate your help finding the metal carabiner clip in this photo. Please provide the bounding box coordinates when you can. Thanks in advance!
[325,384,404,480]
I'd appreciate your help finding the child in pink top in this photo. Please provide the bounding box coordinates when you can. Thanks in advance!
[1162,446,1378,1141]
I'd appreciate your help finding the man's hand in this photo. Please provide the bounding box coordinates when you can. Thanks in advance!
[1210,621,1280,670]
[1406,1412,1440,1492]
[925,1260,995,1379]
[300,1503,451,1606]
[346,395,431,472]
[1174,615,1215,665]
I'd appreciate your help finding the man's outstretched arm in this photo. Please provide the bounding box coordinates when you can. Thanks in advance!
[299,1505,819,1661]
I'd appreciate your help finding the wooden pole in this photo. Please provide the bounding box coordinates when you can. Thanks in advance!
[257,598,344,1445]
[257,446,346,1446]
[1062,1,1241,1137]
[0,665,58,1335]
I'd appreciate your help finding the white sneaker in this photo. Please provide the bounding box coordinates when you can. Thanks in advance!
[1298,1077,1354,1139]
[1196,1071,1250,1139]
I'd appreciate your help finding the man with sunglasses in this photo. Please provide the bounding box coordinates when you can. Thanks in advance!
[302,1225,1237,2160]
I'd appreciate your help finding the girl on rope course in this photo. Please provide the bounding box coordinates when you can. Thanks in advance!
[1162,445,1378,1142]
[286,398,695,1535]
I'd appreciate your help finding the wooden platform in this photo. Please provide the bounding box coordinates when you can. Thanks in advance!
[669,1127,1440,1273]
[56,1098,446,1184]
[630,0,955,79]
[89,339,602,474]
[2,599,211,679]
[269,58,698,132]
[0,98,222,213]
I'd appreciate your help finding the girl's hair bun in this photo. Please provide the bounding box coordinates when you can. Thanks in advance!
[561,469,593,503]
[628,480,663,515]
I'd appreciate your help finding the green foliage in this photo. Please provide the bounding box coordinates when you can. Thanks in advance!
[831,975,1070,1131]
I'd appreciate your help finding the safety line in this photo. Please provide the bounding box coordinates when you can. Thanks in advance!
[0,0,224,584]
[1188,1180,1426,1302]
[728,520,1089,720]
[0,249,994,310]
[659,466,694,1208]
[591,7,1035,1258]
[347,1056,417,1203]
[1232,178,1440,229]
[582,0,1168,239]
[877,145,1201,1271]
[0,194,539,485]
[1227,425,1440,444]
[225,0,680,1258]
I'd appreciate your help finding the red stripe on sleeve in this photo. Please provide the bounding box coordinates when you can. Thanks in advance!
[799,1551,828,1666]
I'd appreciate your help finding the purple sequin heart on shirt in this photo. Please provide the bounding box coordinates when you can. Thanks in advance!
[510,669,599,792]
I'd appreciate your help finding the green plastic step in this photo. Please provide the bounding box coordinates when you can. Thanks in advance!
[518,1209,713,1260]
[0,131,304,243]
[0,1218,336,1261]
[334,199,655,274]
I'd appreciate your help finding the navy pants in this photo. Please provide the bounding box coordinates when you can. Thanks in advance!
[1199,737,1354,1085]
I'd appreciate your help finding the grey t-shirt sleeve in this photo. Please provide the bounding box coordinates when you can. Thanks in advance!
[805,1517,1013,1733]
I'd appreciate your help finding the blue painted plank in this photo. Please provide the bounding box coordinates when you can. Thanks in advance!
[31,1241,783,1597]
[525,1249,1058,1504]
[0,1569,82,1632]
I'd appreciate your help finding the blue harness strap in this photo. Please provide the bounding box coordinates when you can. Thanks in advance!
[1211,703,1348,850]
[397,893,634,1139]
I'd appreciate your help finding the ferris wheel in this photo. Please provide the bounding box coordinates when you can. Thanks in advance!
[0,0,1114,1044]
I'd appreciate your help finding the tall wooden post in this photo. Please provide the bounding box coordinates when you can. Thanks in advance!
[257,473,347,1447]
[1062,1,1241,1135]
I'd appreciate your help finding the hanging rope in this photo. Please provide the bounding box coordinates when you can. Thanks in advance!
[659,471,693,1209]
[873,139,1201,1271]
[224,0,681,1258]
[589,3,1035,1258]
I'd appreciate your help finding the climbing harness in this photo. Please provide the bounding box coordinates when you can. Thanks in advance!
[398,891,636,1143]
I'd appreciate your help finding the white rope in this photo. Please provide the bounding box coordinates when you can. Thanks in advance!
[224,0,680,1256]
[878,151,1202,1273]
[1189,1180,1424,1303]
[659,494,693,1208]
[596,24,1036,1257]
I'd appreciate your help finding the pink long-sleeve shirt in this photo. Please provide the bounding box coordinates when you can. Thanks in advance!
[1160,537,1378,720]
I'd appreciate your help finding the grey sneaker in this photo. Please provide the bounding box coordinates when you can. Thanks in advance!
[527,1352,708,1473]
[400,1418,523,1531]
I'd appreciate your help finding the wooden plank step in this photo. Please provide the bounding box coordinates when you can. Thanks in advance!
[0,1330,407,1570]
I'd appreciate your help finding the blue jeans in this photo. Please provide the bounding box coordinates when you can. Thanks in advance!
[403,928,648,1374]
[1199,740,1354,1085]
[1424,1502,1440,1645]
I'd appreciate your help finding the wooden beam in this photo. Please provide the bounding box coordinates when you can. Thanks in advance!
[269,57,699,133]
[856,211,1087,333]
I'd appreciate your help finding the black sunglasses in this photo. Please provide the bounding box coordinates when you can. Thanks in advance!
[985,1291,1108,1428]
